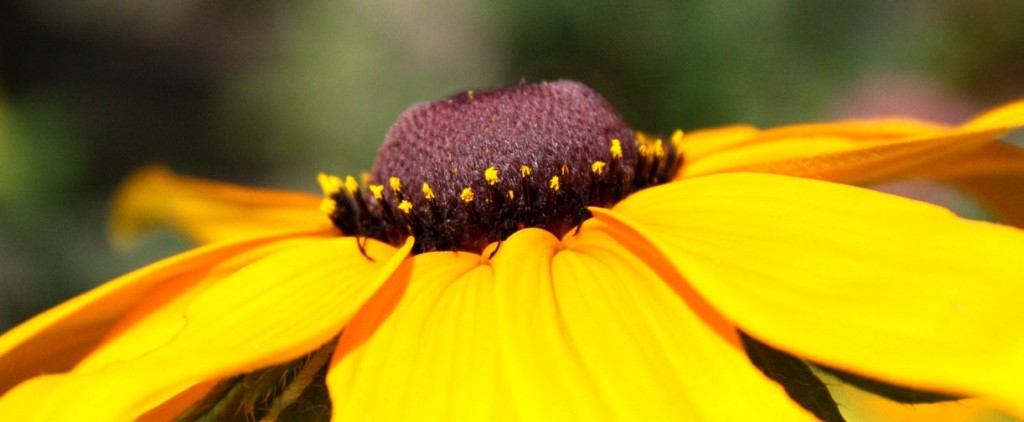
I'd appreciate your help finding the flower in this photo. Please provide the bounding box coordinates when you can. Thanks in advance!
[2,80,1024,421]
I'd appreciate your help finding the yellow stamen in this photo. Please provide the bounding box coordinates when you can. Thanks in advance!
[320,198,337,215]
[639,138,664,158]
[467,89,474,101]
[398,200,413,214]
[344,175,359,194]
[560,164,570,176]
[389,177,402,193]
[520,165,532,177]
[369,184,385,200]
[485,166,499,185]
[422,183,435,200]
[610,139,622,159]
[507,190,515,200]
[460,187,475,203]
[671,129,685,149]
[317,173,343,196]
[549,176,560,191]
[591,161,606,175]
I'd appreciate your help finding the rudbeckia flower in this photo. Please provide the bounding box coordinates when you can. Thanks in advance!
[2,80,1024,421]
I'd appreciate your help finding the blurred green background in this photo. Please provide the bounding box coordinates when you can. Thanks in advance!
[1,0,1022,331]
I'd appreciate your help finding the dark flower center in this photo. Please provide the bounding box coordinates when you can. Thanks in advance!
[320,80,683,254]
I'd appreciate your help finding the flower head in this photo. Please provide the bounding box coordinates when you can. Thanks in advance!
[330,81,680,253]
[2,80,1024,421]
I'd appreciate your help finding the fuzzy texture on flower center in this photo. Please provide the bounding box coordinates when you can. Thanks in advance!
[320,80,682,253]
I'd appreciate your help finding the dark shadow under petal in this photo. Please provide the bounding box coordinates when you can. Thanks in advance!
[740,332,845,422]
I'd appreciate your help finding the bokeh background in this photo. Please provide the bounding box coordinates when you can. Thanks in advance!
[1,0,1022,331]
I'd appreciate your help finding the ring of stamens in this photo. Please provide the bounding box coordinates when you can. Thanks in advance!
[320,132,684,254]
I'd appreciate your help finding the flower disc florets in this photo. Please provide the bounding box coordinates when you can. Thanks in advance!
[320,80,682,253]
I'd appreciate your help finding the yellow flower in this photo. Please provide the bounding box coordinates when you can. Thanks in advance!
[2,80,1024,421]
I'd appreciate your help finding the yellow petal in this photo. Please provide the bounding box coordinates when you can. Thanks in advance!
[328,251,500,421]
[488,227,814,420]
[680,118,945,180]
[136,380,217,422]
[675,125,759,162]
[111,165,331,247]
[73,236,328,373]
[679,99,1024,185]
[904,142,1024,227]
[0,231,328,394]
[909,141,1024,181]
[961,98,1024,132]
[0,237,413,420]
[592,172,1024,416]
